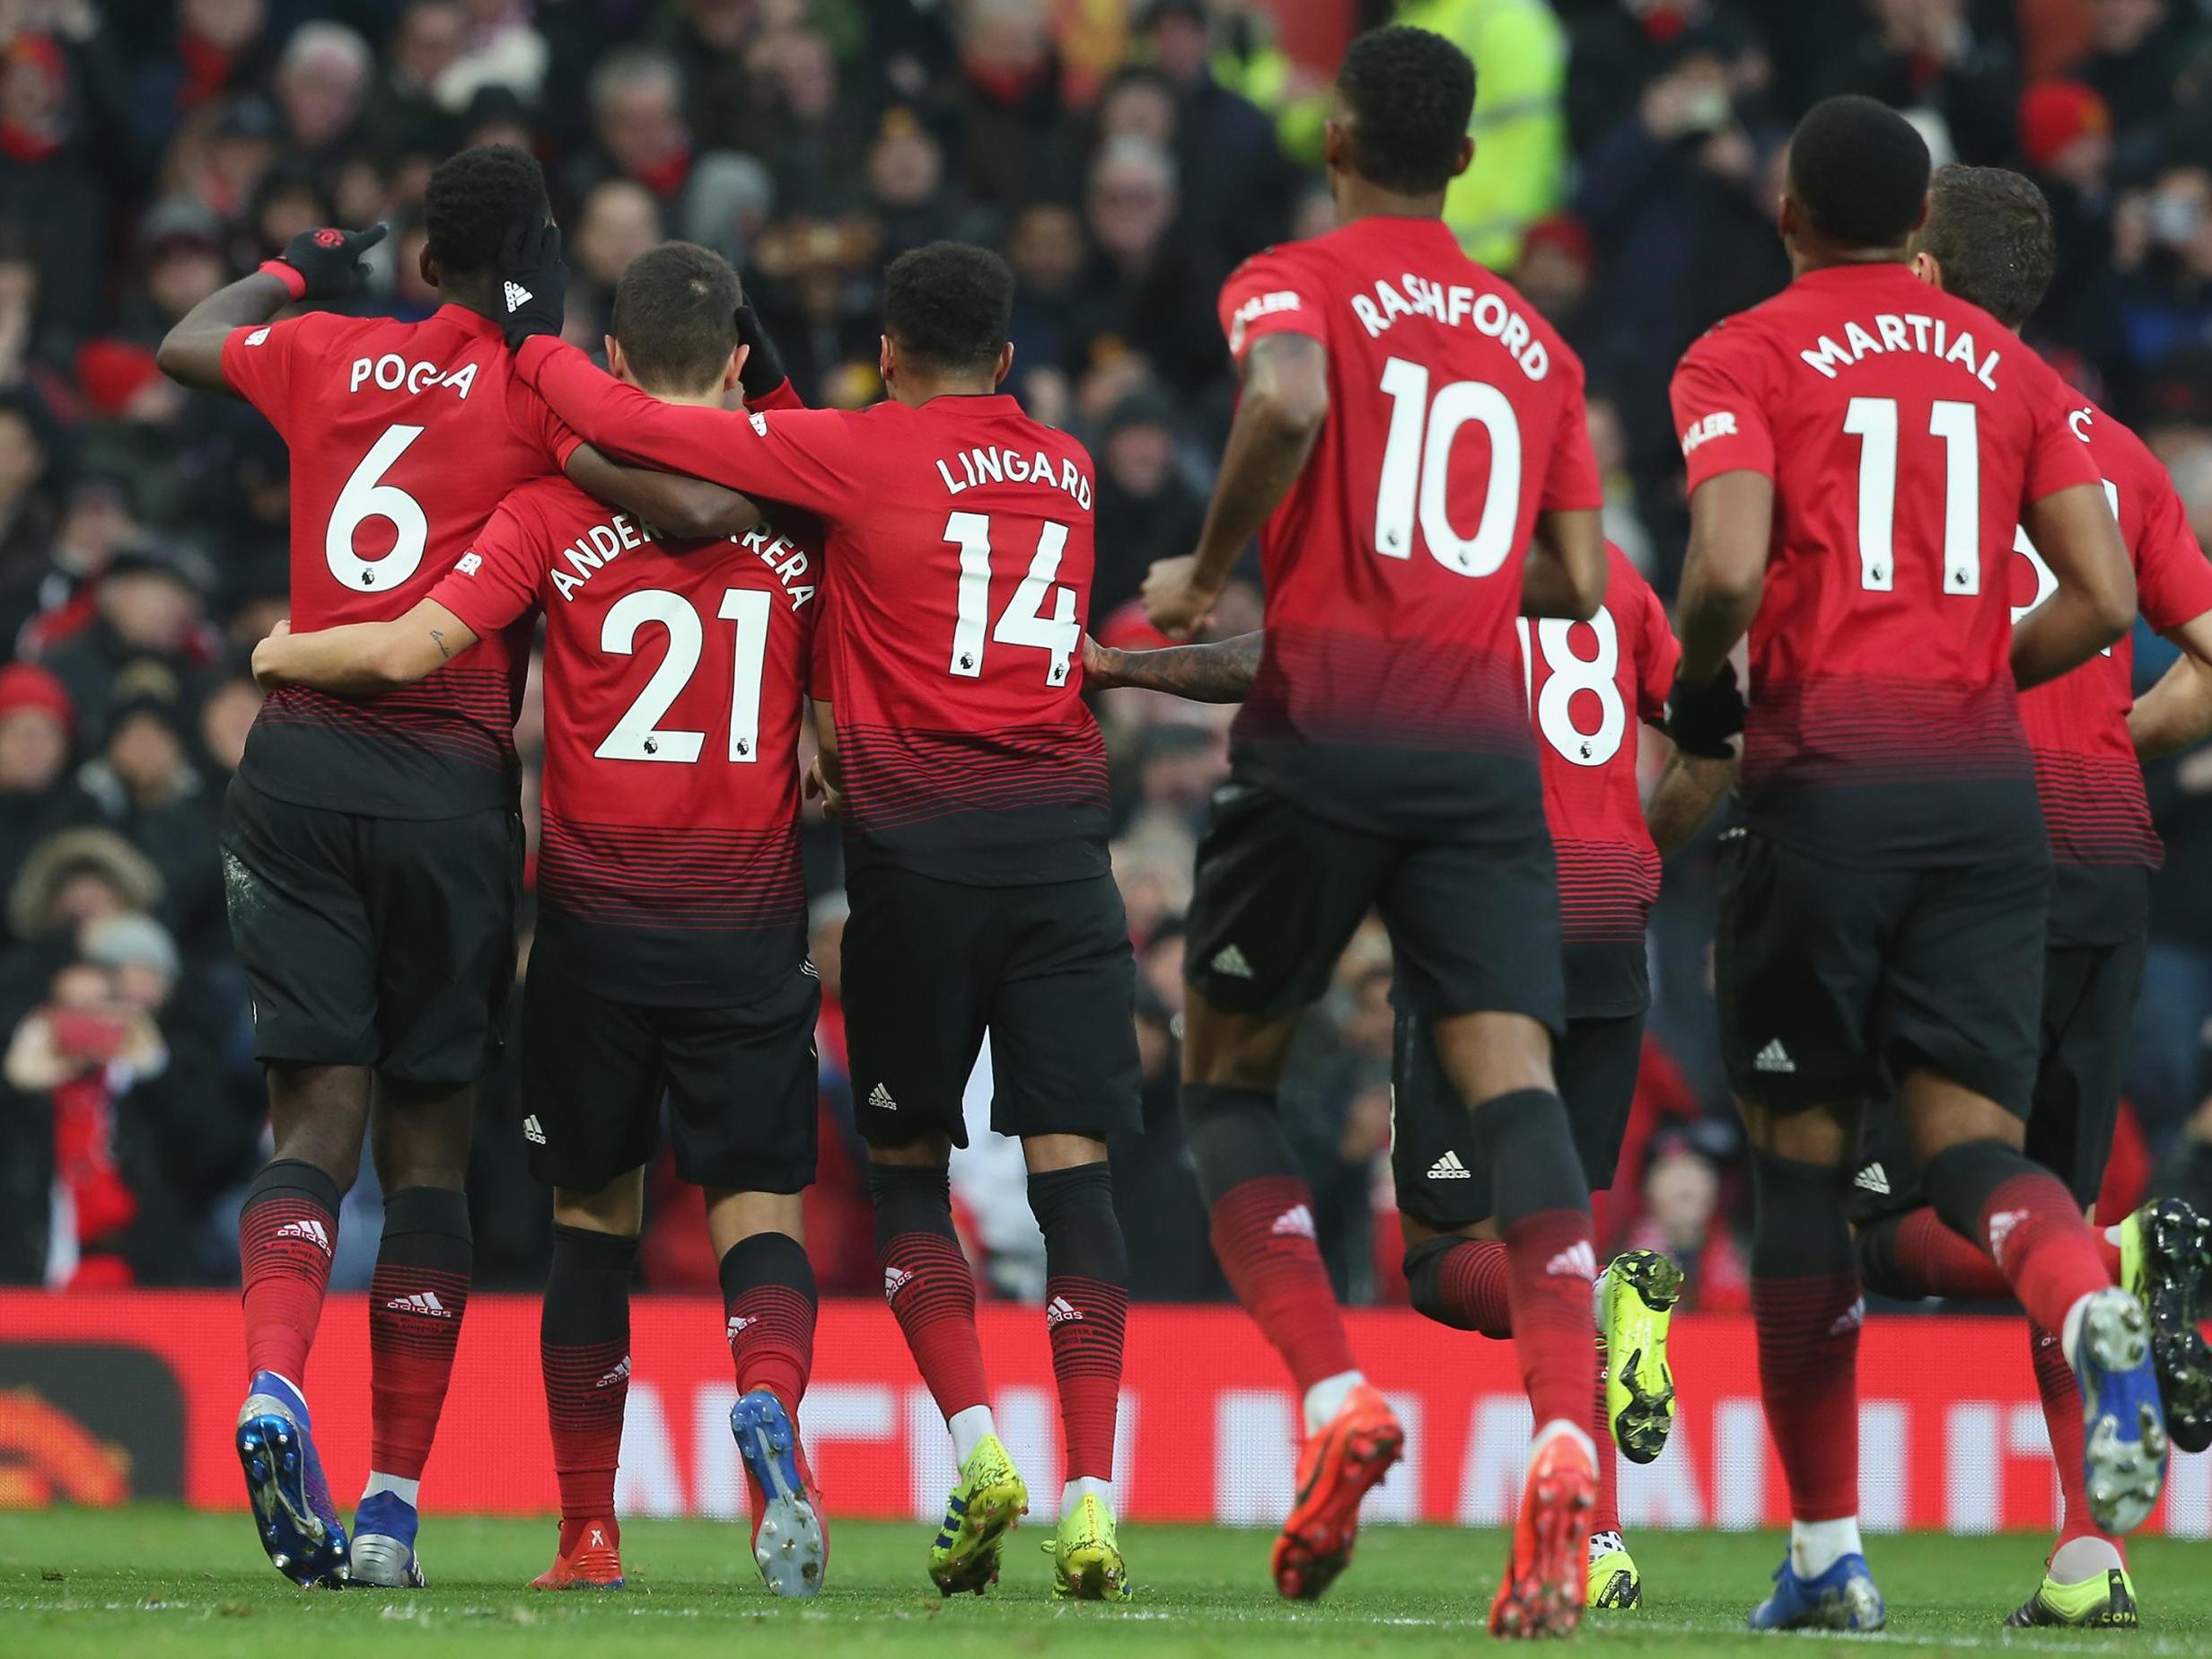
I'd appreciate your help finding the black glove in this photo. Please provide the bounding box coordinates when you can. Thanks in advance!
[261,222,387,303]
[733,301,789,400]
[496,220,569,348]
[1666,662,1746,759]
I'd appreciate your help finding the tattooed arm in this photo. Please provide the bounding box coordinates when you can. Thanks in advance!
[1082,631,1262,703]
[251,601,479,696]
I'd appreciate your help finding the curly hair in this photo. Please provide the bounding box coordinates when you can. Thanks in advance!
[1336,26,1474,196]
[882,241,1014,375]
[1912,164,2055,329]
[422,145,549,278]
[1787,96,1930,251]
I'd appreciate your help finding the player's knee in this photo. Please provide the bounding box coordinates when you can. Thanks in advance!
[1850,1210,1909,1300]
[1465,1088,1584,1224]
[1403,1233,1471,1330]
[1178,1081,1300,1206]
[369,1078,474,1190]
[867,1160,956,1242]
[1180,993,1296,1092]
[1027,1160,1126,1282]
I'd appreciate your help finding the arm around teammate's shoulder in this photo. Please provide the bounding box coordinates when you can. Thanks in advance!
[251,601,481,697]
[563,444,763,541]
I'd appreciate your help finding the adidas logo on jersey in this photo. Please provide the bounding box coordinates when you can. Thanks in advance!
[1752,1039,1796,1074]
[595,1355,631,1390]
[1209,944,1255,979]
[385,1290,454,1319]
[1046,1295,1083,1329]
[1271,1204,1316,1240]
[1426,1151,1473,1181]
[883,1264,914,1303]
[1855,1162,1892,1197]
[275,1217,332,1255]
[504,280,533,313]
[1547,1241,1598,1281]
[1988,1207,2028,1264]
[868,1083,897,1112]
[523,1115,547,1145]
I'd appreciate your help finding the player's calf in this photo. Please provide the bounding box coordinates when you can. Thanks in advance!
[538,1223,637,1584]
[718,1220,825,1595]
[1026,1157,1128,1561]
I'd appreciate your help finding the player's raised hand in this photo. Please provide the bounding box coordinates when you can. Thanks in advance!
[263,223,388,303]
[497,220,569,348]
[1142,554,1219,641]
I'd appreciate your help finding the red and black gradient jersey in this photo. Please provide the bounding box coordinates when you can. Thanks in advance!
[1525,546,1678,1016]
[1216,213,1602,838]
[2014,396,2212,945]
[1669,263,2102,866]
[514,338,1106,886]
[429,477,820,1004]
[222,303,578,817]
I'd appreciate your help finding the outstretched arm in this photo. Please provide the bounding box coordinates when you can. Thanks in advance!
[563,444,763,541]
[252,601,478,696]
[1083,631,1261,702]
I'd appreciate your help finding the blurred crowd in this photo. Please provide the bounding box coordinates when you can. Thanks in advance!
[6,0,2212,1310]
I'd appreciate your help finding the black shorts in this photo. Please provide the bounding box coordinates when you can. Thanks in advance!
[1716,828,2049,1116]
[1391,1010,1645,1232]
[843,867,1141,1149]
[519,937,821,1193]
[1184,776,1564,1029]
[223,775,521,1083]
[1850,935,2146,1221]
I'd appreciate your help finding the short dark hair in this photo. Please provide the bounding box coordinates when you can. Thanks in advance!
[882,241,1014,375]
[1913,164,2056,329]
[423,144,549,276]
[1787,95,1930,250]
[611,241,742,395]
[1335,26,1474,195]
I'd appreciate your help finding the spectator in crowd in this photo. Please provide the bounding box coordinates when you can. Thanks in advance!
[0,664,93,912]
[1139,0,1291,262]
[1092,390,1207,619]
[1812,0,2020,165]
[270,19,371,157]
[1079,135,1225,398]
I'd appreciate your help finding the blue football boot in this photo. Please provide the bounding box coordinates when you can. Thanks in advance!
[235,1372,348,1587]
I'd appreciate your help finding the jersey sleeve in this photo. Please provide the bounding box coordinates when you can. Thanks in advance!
[1634,577,1681,725]
[1669,327,1775,492]
[1218,248,1324,364]
[2021,372,2104,505]
[218,313,337,432]
[2135,469,2212,631]
[515,336,859,514]
[1540,359,1603,513]
[430,494,545,639]
[513,381,584,470]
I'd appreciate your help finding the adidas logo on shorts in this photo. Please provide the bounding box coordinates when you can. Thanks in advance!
[1210,944,1255,979]
[523,1115,547,1145]
[1855,1162,1891,1197]
[1426,1151,1473,1181]
[595,1355,631,1389]
[275,1217,332,1255]
[868,1083,897,1112]
[504,280,533,313]
[1046,1295,1083,1329]
[1546,1241,1598,1280]
[385,1290,454,1319]
[1752,1039,1796,1074]
[1271,1204,1316,1240]
[883,1264,914,1303]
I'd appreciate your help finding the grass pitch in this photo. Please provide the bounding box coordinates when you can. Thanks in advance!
[4,1508,2211,1656]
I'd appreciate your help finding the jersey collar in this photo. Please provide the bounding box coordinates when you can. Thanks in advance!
[434,302,505,338]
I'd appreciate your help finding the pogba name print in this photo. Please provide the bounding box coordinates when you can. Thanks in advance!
[347,351,481,399]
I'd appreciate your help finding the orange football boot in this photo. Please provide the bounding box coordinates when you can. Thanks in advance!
[531,1517,626,1590]
[1270,1382,1405,1600]
[1488,1426,1597,1638]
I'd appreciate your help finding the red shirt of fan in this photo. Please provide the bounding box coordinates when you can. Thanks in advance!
[1523,545,1678,1015]
[222,303,577,817]
[514,337,1106,885]
[431,479,820,1003]
[1669,262,2102,865]
[2014,396,2212,945]
[1216,213,1602,836]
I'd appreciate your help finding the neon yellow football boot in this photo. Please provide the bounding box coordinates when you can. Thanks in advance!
[2006,1566,2137,1628]
[1587,1528,1642,1610]
[927,1433,1028,1596]
[1600,1249,1683,1464]
[1045,1492,1131,1601]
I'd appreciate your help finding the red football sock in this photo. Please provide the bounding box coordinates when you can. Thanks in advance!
[1753,1269,1863,1520]
[1503,1207,1597,1432]
[1207,1174,1356,1391]
[540,1225,635,1523]
[1046,1274,1127,1479]
[1983,1172,2114,1338]
[368,1187,471,1480]
[721,1232,817,1414]
[1422,1238,1514,1337]
[1891,1206,2014,1299]
[2032,1319,2125,1560]
[1592,1347,1621,1534]
[238,1161,342,1384]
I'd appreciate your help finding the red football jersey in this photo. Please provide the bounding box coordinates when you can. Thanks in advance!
[430,478,819,1002]
[1522,547,1677,987]
[1669,263,2102,865]
[222,303,576,817]
[1216,214,1602,834]
[2014,395,2212,945]
[514,338,1107,885]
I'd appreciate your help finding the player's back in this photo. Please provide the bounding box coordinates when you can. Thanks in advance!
[2014,398,2212,943]
[1671,262,2097,865]
[1216,213,1602,838]
[223,303,575,818]
[439,475,819,1006]
[813,393,1105,885]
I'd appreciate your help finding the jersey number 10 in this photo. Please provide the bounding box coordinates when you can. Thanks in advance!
[1374,356,1523,577]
